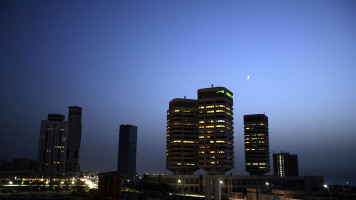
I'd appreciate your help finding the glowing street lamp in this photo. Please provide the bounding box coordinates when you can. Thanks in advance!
[324,184,332,200]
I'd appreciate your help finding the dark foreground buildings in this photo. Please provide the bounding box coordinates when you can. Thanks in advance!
[273,151,299,177]
[36,106,82,177]
[117,124,138,176]
[166,86,234,175]
[37,113,68,174]
[244,114,270,175]
[65,106,82,173]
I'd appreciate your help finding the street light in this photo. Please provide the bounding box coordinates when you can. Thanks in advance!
[178,179,181,184]
[324,184,332,200]
[266,182,269,186]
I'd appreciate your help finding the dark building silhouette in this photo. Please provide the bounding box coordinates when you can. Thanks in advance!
[273,151,299,177]
[244,114,270,175]
[0,158,36,171]
[166,98,198,174]
[37,114,68,173]
[117,125,138,176]
[197,87,234,174]
[65,106,82,173]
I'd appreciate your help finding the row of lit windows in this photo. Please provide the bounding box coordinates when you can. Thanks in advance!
[175,163,195,166]
[245,141,265,144]
[245,148,266,151]
[199,125,229,129]
[172,110,193,113]
[199,105,228,109]
[199,119,226,124]
[198,150,227,154]
[246,162,267,166]
[172,123,197,126]
[170,140,197,144]
[245,123,265,126]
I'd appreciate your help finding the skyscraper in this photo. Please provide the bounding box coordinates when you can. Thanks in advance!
[37,114,68,173]
[273,151,299,177]
[65,106,82,173]
[244,114,270,175]
[117,124,138,175]
[197,87,234,174]
[166,98,198,174]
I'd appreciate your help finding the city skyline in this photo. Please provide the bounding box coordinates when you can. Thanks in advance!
[1,0,356,185]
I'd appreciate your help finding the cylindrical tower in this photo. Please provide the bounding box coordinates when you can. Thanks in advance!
[197,87,234,174]
[166,98,198,174]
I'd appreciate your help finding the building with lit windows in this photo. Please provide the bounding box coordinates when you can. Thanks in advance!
[65,106,82,173]
[244,114,269,175]
[117,124,138,176]
[37,114,68,174]
[273,151,299,177]
[197,87,234,174]
[166,98,198,174]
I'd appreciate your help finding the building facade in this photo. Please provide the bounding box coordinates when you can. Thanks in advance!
[244,114,270,175]
[65,106,82,173]
[166,98,198,174]
[117,124,138,176]
[166,87,234,175]
[273,151,299,177]
[197,87,234,174]
[37,114,68,173]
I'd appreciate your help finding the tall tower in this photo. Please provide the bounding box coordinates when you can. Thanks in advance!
[197,87,234,174]
[37,114,68,174]
[65,106,82,173]
[244,114,270,175]
[117,124,138,176]
[273,151,299,177]
[166,98,198,175]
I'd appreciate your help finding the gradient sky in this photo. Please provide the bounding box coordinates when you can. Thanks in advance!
[1,0,356,185]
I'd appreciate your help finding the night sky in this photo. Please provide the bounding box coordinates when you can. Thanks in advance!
[1,0,356,185]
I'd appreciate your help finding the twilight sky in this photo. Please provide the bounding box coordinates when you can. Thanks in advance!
[1,0,356,185]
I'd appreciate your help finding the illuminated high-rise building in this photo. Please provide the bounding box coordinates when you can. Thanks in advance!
[65,106,82,173]
[117,124,138,175]
[244,114,270,175]
[166,98,198,174]
[37,114,68,173]
[197,87,234,174]
[273,151,299,177]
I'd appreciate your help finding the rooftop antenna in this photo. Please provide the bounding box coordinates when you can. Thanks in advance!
[211,84,213,88]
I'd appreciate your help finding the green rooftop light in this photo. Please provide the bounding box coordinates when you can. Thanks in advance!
[217,90,233,99]
[226,92,233,99]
